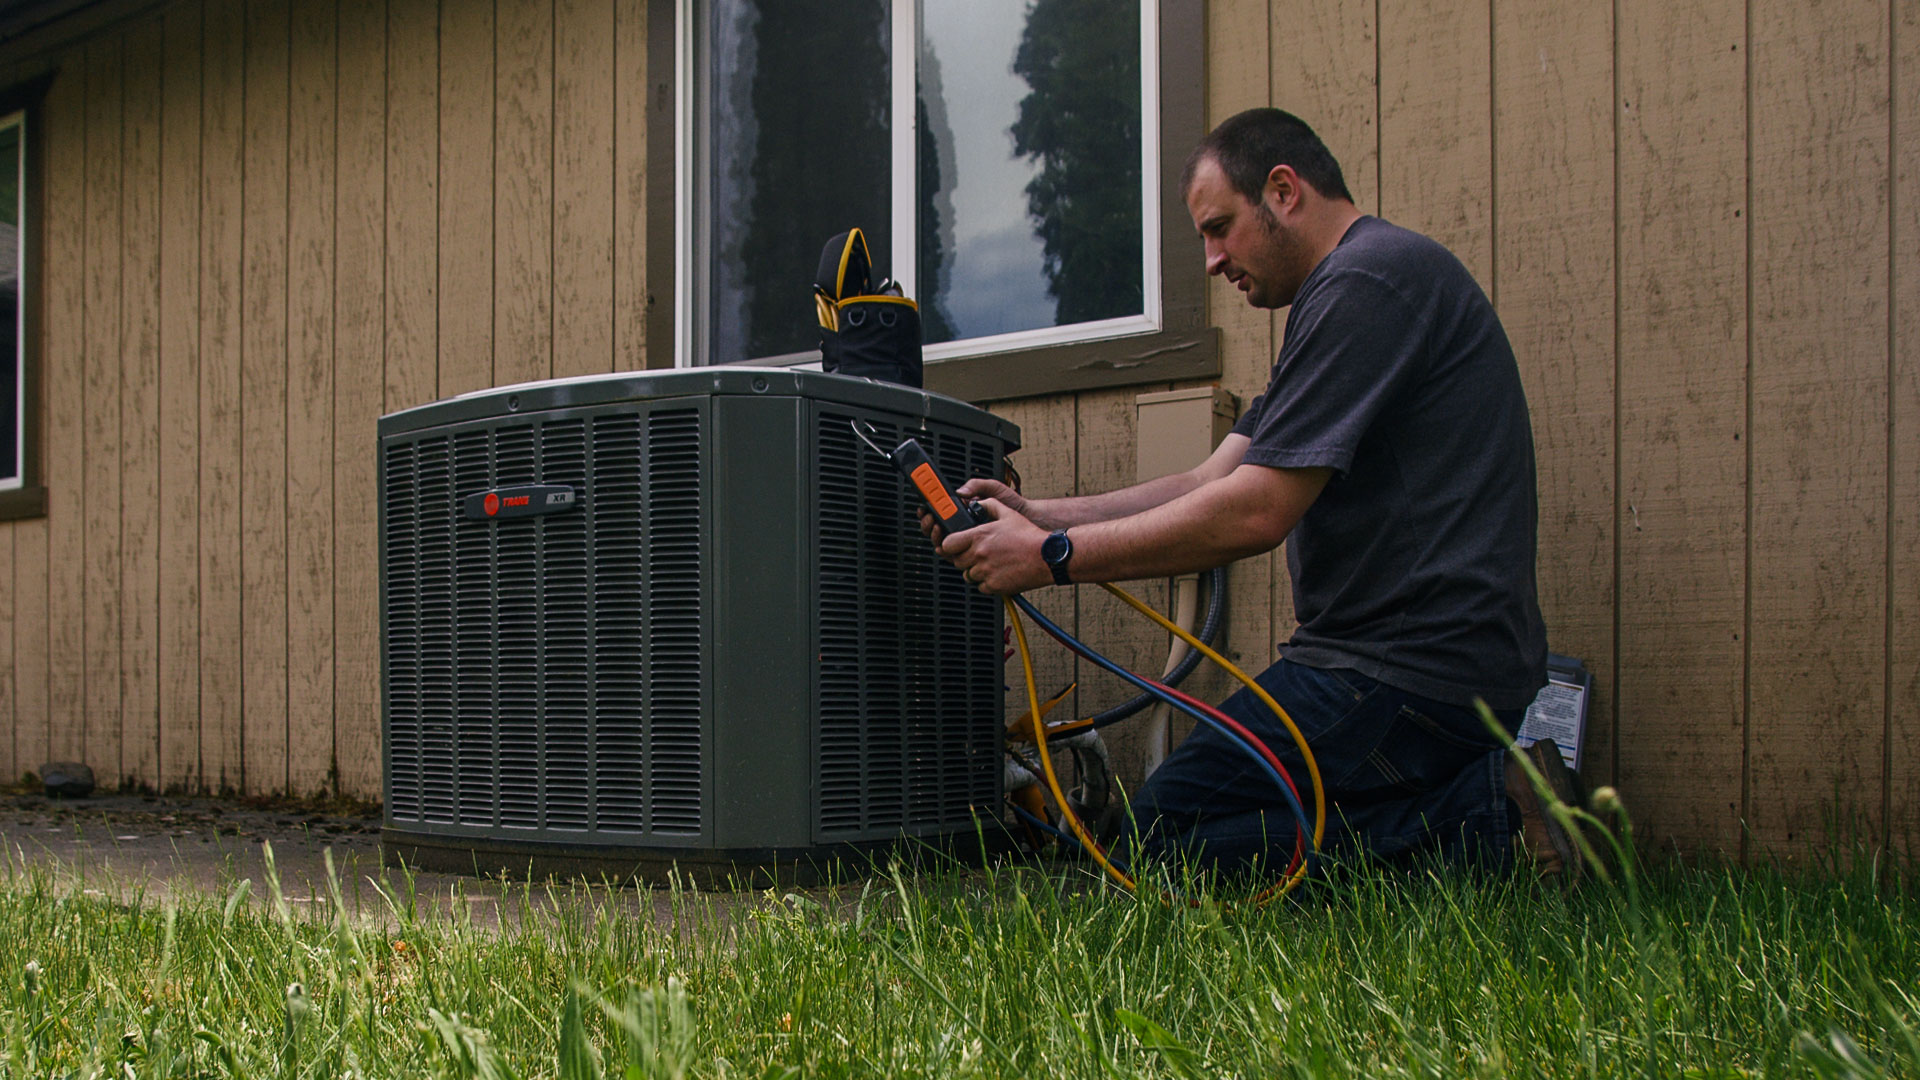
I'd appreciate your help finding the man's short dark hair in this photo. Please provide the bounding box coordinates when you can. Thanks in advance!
[1182,108,1354,205]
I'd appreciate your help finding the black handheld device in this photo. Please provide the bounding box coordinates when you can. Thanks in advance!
[850,419,987,533]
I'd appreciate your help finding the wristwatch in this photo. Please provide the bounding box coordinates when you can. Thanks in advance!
[1040,529,1074,586]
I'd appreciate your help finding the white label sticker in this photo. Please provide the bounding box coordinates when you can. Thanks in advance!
[1516,677,1586,770]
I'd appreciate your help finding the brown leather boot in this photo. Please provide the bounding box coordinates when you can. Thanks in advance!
[1507,739,1582,885]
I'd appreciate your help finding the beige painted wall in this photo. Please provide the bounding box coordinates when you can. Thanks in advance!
[0,0,653,798]
[0,0,1913,861]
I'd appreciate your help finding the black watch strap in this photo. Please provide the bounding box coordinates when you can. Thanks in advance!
[1042,529,1073,586]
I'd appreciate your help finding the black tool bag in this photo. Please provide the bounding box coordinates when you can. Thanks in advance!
[814,228,923,388]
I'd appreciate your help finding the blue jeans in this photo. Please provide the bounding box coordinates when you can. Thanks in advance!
[1126,659,1524,874]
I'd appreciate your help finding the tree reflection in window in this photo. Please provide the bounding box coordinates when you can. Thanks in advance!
[700,0,1146,363]
[0,117,19,487]
[915,0,1143,344]
[711,1,891,363]
[1011,0,1143,327]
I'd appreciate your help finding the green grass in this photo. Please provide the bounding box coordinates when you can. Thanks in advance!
[0,831,1916,1080]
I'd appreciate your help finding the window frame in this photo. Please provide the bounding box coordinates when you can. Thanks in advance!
[644,0,1217,404]
[0,74,49,522]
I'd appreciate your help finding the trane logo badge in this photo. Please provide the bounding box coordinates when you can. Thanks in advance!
[462,484,579,521]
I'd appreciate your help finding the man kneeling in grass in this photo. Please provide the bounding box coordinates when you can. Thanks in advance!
[929,108,1582,879]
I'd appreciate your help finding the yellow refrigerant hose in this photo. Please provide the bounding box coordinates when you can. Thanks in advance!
[1005,582,1328,905]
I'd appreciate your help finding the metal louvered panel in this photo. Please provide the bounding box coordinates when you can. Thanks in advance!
[813,411,1000,840]
[416,437,456,824]
[911,435,965,825]
[454,432,496,826]
[863,419,908,829]
[384,409,710,843]
[384,442,421,821]
[950,435,1002,814]
[541,421,592,830]
[815,417,866,833]
[494,426,540,828]
[961,437,1003,812]
[591,415,647,832]
[901,434,942,828]
[815,411,916,836]
[646,410,704,834]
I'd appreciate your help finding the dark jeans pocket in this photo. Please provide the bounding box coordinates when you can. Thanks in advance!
[1280,665,1377,738]
[1342,704,1496,799]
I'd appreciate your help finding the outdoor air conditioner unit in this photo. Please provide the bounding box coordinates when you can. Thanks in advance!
[377,368,1018,883]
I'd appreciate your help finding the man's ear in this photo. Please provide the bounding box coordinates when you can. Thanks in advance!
[1265,163,1303,214]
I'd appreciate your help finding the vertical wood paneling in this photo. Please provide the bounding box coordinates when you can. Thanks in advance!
[1264,0,1381,704]
[12,511,46,778]
[611,0,647,370]
[200,0,245,792]
[990,395,1078,740]
[1615,0,1747,852]
[81,36,123,779]
[0,527,12,782]
[495,0,555,386]
[553,0,614,380]
[1269,0,1378,214]
[1494,0,1616,785]
[1155,382,1233,750]
[385,0,438,412]
[1076,389,1168,784]
[1188,0,1274,726]
[335,0,387,799]
[1746,0,1890,851]
[1261,0,1382,702]
[437,0,493,398]
[39,67,83,769]
[121,22,164,788]
[287,0,338,796]
[1890,0,1918,847]
[1378,0,1492,286]
[241,0,290,793]
[158,0,203,792]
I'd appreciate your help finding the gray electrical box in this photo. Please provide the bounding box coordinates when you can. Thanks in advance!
[377,368,1018,883]
[1135,386,1239,481]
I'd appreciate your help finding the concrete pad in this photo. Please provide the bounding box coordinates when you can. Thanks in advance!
[0,792,766,929]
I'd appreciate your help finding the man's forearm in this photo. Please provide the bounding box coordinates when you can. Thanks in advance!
[1064,464,1331,583]
[1020,432,1253,530]
[1025,470,1210,529]
[935,461,1329,596]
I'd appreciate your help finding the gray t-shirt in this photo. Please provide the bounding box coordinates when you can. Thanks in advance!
[1231,216,1547,709]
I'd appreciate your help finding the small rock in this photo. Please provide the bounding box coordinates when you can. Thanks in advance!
[40,761,96,798]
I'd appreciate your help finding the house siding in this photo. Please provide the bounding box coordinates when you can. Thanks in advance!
[0,0,1911,862]
[0,0,653,798]
[1008,0,1917,860]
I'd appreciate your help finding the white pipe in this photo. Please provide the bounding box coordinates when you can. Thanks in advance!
[1141,572,1202,777]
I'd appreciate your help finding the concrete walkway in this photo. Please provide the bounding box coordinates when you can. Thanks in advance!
[0,791,717,928]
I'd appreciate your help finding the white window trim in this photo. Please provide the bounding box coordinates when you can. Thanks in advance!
[672,6,695,371]
[673,0,1162,369]
[0,108,23,493]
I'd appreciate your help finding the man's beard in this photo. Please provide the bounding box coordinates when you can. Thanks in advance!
[1252,200,1310,308]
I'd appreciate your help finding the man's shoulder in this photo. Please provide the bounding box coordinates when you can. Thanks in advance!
[1323,216,1464,280]
[1295,217,1487,326]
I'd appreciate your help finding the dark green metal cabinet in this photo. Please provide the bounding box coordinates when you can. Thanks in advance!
[376,369,1018,881]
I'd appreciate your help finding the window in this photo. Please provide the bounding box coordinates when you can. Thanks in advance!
[0,114,24,489]
[0,76,46,520]
[645,0,1217,401]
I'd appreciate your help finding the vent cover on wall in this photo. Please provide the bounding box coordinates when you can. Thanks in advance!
[378,369,1017,881]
